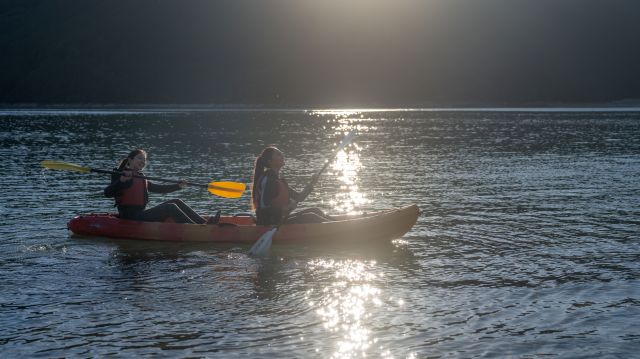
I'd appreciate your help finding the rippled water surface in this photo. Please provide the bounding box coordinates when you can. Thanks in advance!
[1,109,639,357]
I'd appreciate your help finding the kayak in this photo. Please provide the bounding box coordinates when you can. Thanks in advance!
[67,205,420,244]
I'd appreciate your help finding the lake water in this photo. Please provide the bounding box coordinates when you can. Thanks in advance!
[1,109,639,357]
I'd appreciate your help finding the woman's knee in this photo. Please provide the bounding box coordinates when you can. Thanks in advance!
[288,213,325,224]
[166,203,183,213]
[309,208,325,216]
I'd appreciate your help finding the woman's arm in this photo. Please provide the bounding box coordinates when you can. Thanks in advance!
[288,174,318,202]
[148,181,181,194]
[104,171,128,198]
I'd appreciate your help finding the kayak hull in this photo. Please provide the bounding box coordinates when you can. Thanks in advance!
[67,205,420,244]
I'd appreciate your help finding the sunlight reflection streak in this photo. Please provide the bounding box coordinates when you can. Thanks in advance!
[324,116,369,214]
[308,259,397,358]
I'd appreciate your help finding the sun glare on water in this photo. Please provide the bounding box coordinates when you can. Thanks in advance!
[306,259,403,358]
[328,147,367,214]
[318,112,373,214]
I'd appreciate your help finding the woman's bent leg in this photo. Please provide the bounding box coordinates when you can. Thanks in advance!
[166,199,207,224]
[136,202,196,224]
[286,208,334,224]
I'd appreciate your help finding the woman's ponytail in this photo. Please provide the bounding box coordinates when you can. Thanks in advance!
[251,155,266,210]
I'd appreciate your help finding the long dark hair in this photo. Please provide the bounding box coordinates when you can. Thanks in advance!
[251,146,279,210]
[117,149,147,171]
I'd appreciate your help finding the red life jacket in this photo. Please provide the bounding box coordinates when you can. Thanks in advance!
[116,177,147,206]
[255,174,289,209]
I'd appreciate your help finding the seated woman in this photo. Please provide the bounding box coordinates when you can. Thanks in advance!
[251,146,334,225]
[104,149,214,224]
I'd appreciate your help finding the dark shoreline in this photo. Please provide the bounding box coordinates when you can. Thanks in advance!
[1,105,640,114]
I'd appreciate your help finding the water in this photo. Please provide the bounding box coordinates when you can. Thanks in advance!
[1,109,639,357]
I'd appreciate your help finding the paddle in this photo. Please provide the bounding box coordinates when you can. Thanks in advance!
[248,131,356,256]
[41,160,246,199]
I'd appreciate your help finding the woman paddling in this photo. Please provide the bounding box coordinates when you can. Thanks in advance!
[251,146,334,225]
[104,149,216,224]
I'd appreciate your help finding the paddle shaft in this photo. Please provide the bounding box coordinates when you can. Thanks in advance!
[91,168,210,189]
[298,132,355,203]
[306,157,334,191]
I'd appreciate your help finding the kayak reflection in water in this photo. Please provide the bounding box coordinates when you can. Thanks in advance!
[104,149,215,224]
[251,146,334,225]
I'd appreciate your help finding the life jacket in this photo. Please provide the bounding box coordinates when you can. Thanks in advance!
[116,177,147,207]
[256,174,289,209]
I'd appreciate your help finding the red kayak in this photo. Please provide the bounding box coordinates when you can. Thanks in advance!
[67,205,420,244]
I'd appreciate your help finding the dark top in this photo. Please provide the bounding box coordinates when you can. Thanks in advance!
[255,169,303,225]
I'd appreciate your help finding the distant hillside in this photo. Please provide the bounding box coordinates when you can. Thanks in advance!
[2,0,640,107]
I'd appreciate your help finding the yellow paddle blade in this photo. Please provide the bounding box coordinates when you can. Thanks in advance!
[208,181,246,199]
[41,160,91,173]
